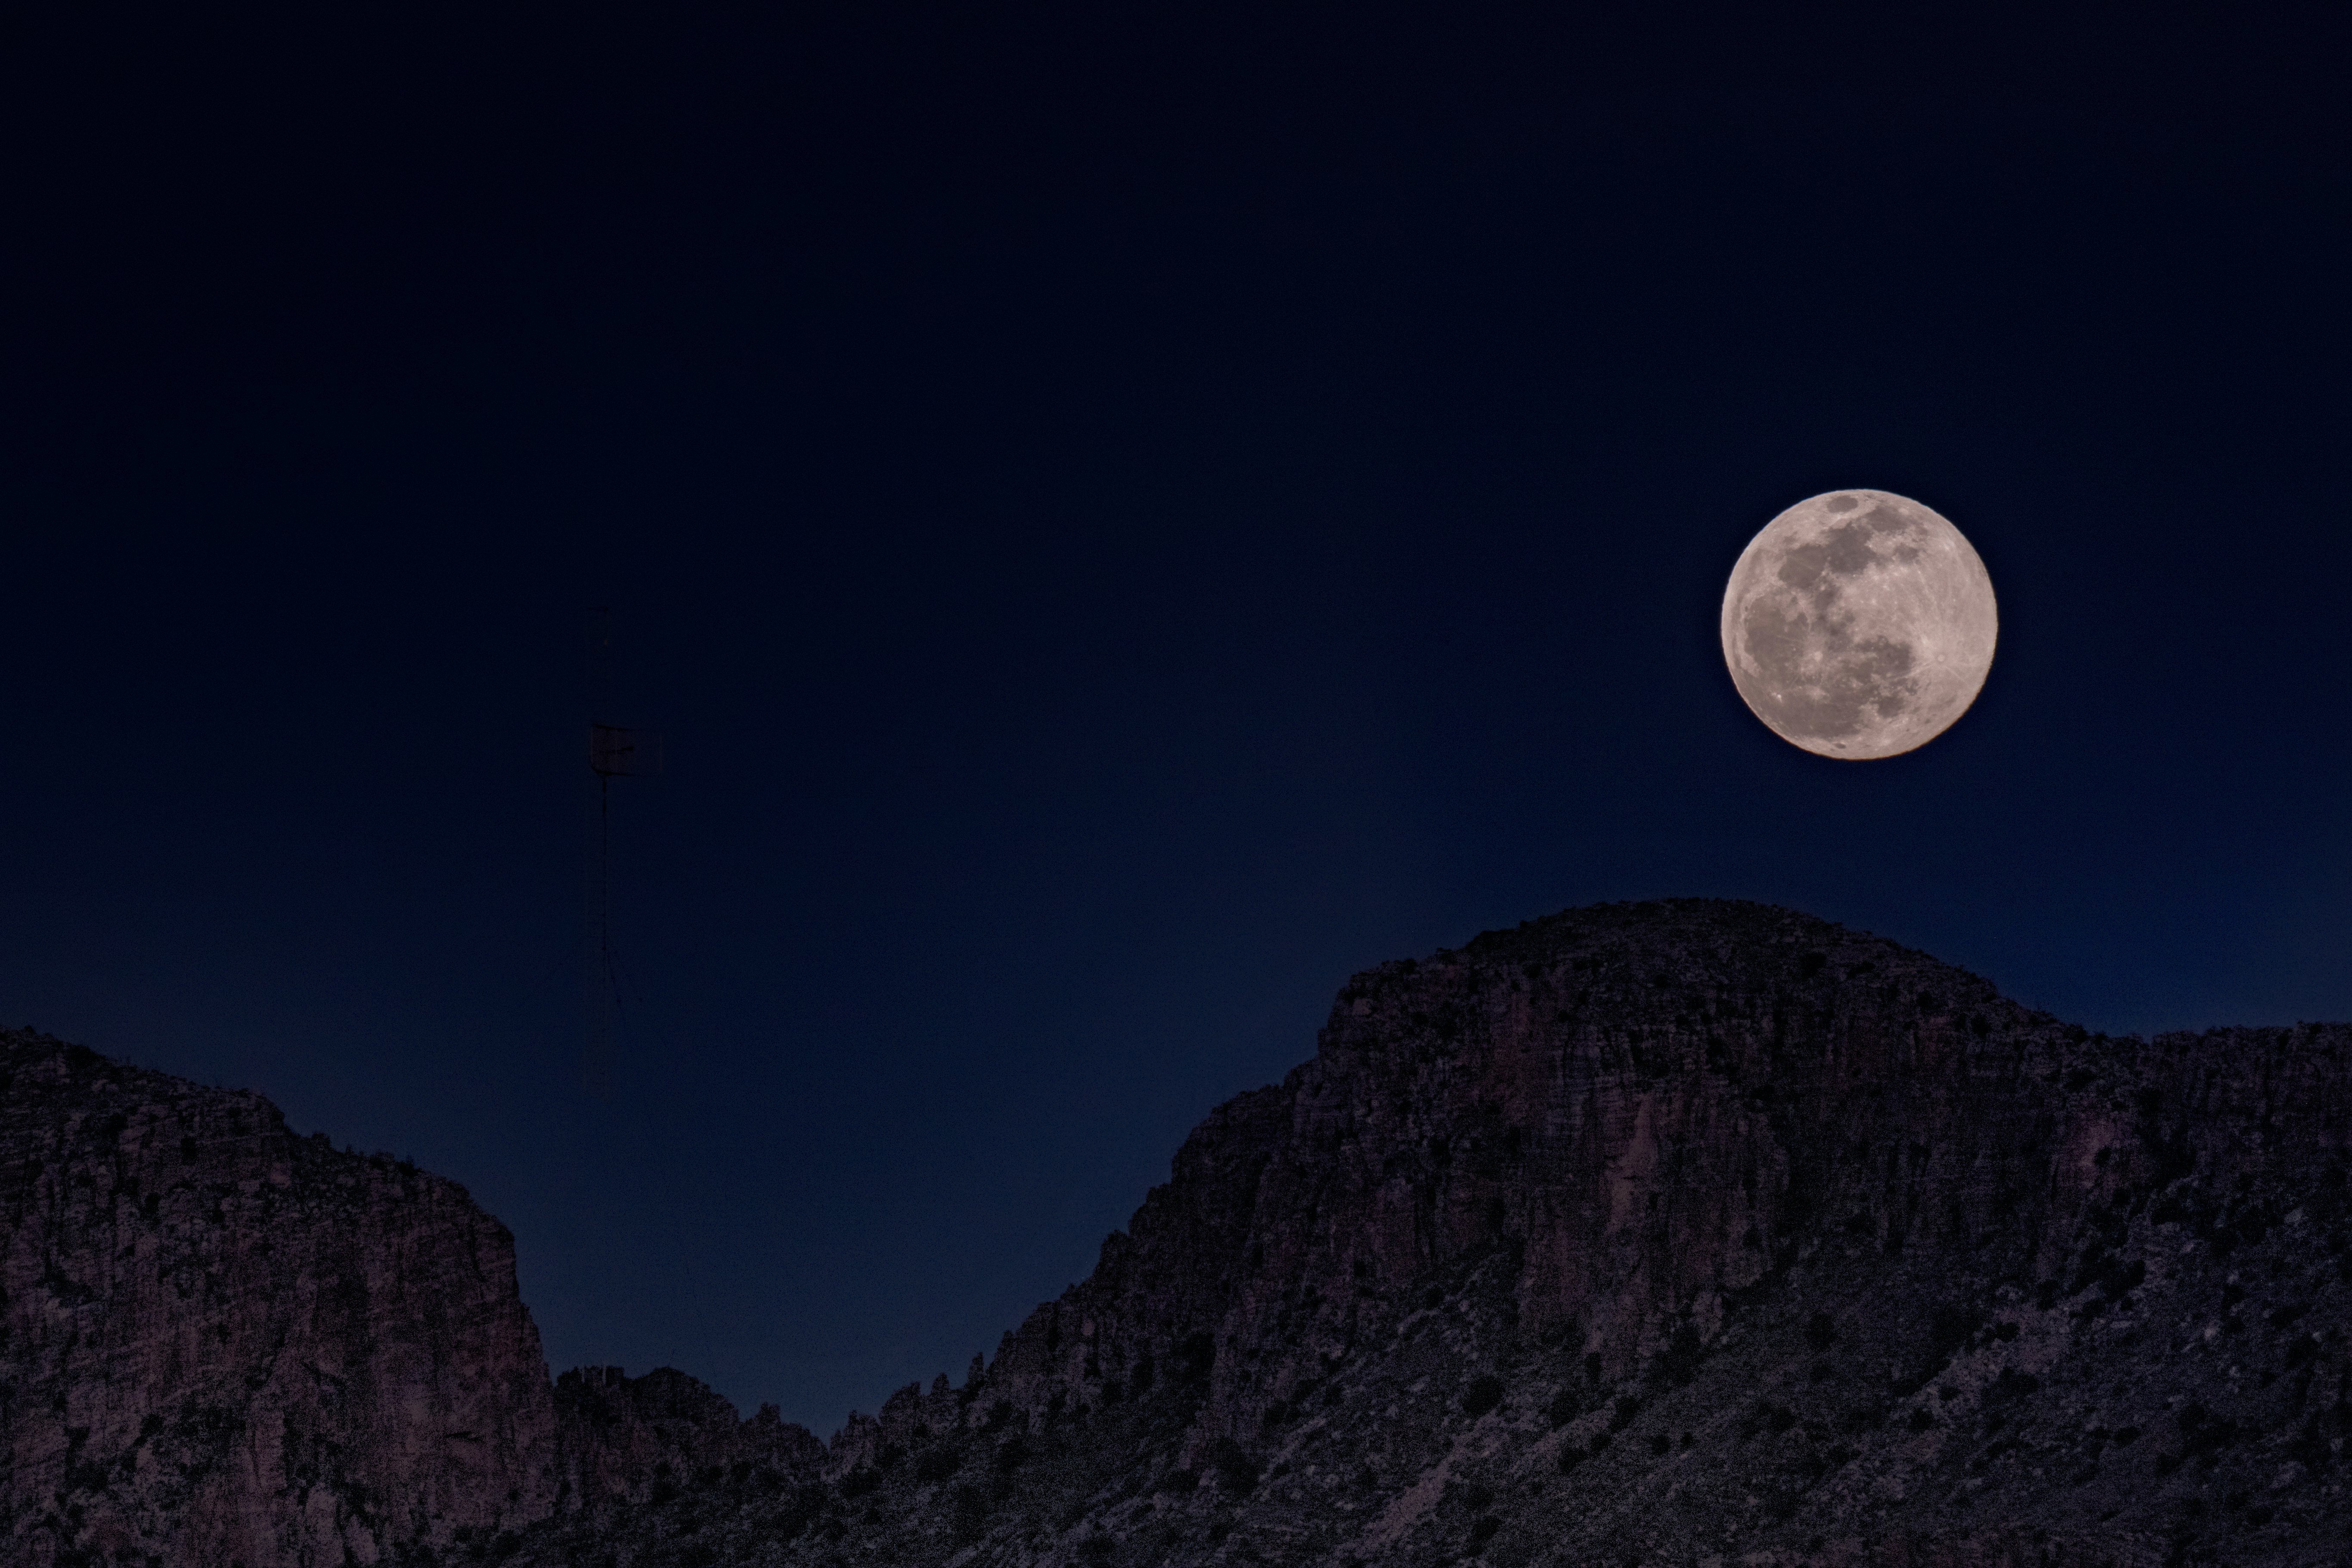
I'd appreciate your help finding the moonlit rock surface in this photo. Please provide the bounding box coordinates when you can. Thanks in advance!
[1721,489,1997,759]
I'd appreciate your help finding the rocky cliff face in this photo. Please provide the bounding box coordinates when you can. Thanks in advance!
[14,899,2352,1568]
[0,1027,834,1568]
[505,899,2352,1568]
[0,1029,560,1567]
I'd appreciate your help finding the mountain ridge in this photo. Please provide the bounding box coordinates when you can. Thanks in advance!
[7,898,2350,1566]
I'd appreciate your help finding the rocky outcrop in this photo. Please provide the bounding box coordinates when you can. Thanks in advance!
[15,899,2352,1566]
[0,1029,558,1567]
[552,1365,823,1517]
[984,897,2352,1446]
[508,898,2352,1567]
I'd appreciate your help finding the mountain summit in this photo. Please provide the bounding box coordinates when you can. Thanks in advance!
[9,900,2350,1566]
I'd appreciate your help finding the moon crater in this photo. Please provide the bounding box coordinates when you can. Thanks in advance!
[1720,490,1997,759]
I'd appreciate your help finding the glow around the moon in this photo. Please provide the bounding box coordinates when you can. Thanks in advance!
[1720,490,1997,760]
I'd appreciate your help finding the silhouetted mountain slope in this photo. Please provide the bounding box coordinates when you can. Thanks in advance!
[504,900,2352,1567]
[9,900,2352,1567]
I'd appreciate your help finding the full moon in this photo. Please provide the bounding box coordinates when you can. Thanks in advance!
[1720,490,1997,759]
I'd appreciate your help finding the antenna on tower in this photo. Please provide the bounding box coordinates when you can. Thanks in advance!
[584,606,660,1099]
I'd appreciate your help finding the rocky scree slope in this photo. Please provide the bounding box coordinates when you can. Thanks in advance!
[501,899,2352,1568]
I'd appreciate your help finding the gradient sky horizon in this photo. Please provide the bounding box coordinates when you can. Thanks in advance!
[3,7,2346,1430]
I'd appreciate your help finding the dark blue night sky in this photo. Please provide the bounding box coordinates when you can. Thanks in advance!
[4,7,2346,1429]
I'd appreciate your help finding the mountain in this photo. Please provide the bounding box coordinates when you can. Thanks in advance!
[9,900,2352,1567]
[0,1032,558,1565]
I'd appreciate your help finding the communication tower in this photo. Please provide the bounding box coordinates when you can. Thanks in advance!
[584,606,658,1098]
